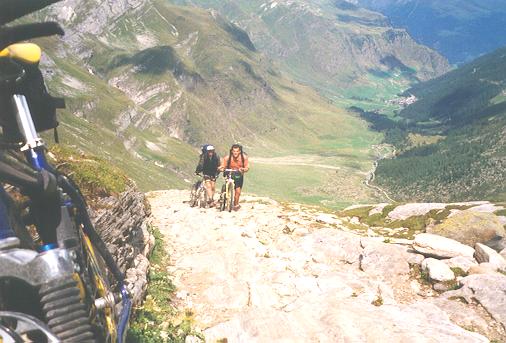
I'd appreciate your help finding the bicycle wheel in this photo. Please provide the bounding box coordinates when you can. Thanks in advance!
[189,181,200,207]
[199,187,208,208]
[219,184,226,211]
[227,184,234,212]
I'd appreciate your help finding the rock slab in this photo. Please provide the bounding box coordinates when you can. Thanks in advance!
[422,258,455,282]
[428,211,505,247]
[413,233,475,259]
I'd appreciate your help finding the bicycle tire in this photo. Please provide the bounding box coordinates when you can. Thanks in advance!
[227,184,234,212]
[219,184,226,211]
[199,187,208,208]
[196,187,204,208]
[189,182,199,207]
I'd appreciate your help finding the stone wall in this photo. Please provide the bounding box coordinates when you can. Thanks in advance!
[90,187,154,305]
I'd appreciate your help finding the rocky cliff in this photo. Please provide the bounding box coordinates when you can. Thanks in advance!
[90,187,154,305]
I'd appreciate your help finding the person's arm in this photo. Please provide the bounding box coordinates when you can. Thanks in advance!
[240,155,249,173]
[213,154,221,177]
[195,154,204,174]
[218,156,226,172]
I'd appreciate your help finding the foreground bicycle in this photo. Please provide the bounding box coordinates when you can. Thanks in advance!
[0,1,131,341]
[189,174,208,208]
[219,169,240,212]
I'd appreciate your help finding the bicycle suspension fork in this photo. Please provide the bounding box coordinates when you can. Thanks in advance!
[12,94,47,170]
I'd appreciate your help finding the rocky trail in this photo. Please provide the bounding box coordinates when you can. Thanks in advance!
[147,190,506,342]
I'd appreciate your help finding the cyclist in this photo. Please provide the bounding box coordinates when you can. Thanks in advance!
[195,144,220,206]
[219,143,249,211]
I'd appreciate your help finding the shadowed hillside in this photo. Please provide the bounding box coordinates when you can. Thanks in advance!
[374,46,506,202]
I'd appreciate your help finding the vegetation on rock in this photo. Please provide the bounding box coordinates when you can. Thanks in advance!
[127,226,202,342]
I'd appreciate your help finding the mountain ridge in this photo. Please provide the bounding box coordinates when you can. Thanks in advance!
[373,45,506,202]
[170,0,450,108]
[348,0,506,64]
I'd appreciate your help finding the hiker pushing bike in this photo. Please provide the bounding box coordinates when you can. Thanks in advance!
[219,144,249,211]
[193,144,220,207]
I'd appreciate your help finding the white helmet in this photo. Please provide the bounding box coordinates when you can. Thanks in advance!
[206,145,215,151]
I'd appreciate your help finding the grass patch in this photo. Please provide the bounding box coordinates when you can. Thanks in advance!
[339,206,374,219]
[337,204,457,238]
[494,209,506,217]
[49,145,132,198]
[450,267,468,278]
[410,264,431,286]
[127,226,203,343]
[440,279,462,291]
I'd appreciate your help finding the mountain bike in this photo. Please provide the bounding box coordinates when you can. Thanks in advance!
[219,169,240,212]
[0,1,131,342]
[189,174,208,208]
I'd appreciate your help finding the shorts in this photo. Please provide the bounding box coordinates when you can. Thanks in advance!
[232,173,244,189]
[203,175,217,182]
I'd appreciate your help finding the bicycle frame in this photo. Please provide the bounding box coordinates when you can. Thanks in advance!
[220,169,239,212]
[190,174,209,208]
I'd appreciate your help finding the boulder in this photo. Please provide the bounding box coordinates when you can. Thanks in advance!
[359,238,411,280]
[468,263,501,275]
[413,233,475,259]
[474,243,506,271]
[422,258,455,282]
[445,274,506,328]
[429,297,505,342]
[368,203,389,216]
[443,256,477,273]
[501,249,506,259]
[485,236,506,252]
[387,203,446,220]
[427,211,505,247]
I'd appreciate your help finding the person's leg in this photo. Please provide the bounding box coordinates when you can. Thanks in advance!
[210,180,216,201]
[234,187,241,207]
[204,179,213,201]
[233,175,244,209]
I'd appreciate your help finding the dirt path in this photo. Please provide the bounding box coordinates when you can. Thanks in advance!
[364,144,396,203]
[251,155,341,170]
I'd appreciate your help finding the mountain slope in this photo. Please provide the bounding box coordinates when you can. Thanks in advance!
[349,0,506,64]
[374,46,506,202]
[31,0,386,207]
[170,0,449,109]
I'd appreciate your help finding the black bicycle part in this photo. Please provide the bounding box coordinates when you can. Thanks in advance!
[0,311,60,342]
[0,0,62,25]
[0,22,64,51]
[0,322,23,342]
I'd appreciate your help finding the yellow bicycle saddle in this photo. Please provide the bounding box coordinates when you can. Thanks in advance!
[0,43,41,64]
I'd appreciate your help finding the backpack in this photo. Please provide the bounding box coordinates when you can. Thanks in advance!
[201,144,211,154]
